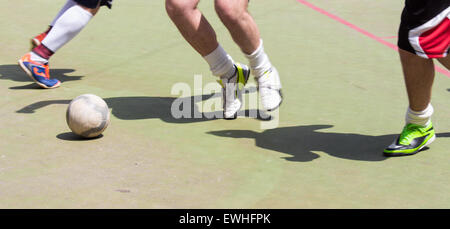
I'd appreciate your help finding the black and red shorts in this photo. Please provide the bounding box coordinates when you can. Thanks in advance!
[74,0,113,9]
[398,0,450,59]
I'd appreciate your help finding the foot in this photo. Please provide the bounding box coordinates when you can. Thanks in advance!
[257,67,282,111]
[31,31,49,50]
[384,122,436,156]
[219,63,250,119]
[18,53,61,89]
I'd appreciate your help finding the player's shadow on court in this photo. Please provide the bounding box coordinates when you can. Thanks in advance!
[17,94,271,124]
[208,125,450,162]
[0,64,83,89]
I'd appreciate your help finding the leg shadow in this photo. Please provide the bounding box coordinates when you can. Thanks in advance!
[208,125,450,162]
[17,93,271,124]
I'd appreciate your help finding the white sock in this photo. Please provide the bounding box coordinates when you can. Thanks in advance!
[203,45,236,79]
[42,4,93,52]
[30,52,48,64]
[245,39,272,78]
[405,104,433,127]
[50,0,78,27]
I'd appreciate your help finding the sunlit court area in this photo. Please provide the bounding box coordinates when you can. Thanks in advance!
[0,0,449,209]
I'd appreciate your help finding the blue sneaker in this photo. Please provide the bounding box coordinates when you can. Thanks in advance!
[18,53,60,89]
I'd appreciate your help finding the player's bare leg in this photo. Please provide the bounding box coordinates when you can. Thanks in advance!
[19,0,108,89]
[436,55,450,70]
[399,49,435,112]
[81,3,101,15]
[214,0,259,55]
[215,0,282,111]
[166,0,282,118]
[166,0,250,119]
[165,0,218,56]
[383,49,437,156]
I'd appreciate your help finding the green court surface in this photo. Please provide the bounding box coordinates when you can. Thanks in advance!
[0,0,449,208]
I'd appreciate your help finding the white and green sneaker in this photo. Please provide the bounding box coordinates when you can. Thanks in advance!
[218,63,250,119]
[384,122,436,156]
[257,67,283,111]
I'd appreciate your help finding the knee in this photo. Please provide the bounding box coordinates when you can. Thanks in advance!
[166,0,195,18]
[215,0,244,23]
[77,4,100,16]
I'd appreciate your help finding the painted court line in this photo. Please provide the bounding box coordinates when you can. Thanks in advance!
[296,0,450,78]
[380,36,398,39]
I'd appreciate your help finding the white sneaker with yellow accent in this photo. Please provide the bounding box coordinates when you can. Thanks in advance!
[219,63,251,119]
[257,67,282,111]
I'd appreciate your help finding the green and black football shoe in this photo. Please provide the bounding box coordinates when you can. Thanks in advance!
[384,122,435,157]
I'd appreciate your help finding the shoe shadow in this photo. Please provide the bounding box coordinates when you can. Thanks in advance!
[207,125,450,162]
[17,93,271,125]
[0,64,83,89]
[436,132,450,138]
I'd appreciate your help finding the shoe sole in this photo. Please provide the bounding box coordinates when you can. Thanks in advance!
[18,59,60,89]
[383,134,436,157]
[224,113,238,120]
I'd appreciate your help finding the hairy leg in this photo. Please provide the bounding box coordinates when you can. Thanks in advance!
[166,0,219,56]
[215,0,260,54]
[436,54,450,70]
[399,49,435,111]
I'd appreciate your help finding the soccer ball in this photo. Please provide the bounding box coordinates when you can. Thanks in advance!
[66,94,110,138]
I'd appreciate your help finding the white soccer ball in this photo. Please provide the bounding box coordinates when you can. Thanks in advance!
[66,94,110,138]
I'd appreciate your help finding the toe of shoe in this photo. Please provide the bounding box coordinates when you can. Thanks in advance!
[261,90,283,111]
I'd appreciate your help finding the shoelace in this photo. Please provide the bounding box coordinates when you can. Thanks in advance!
[399,124,424,145]
[257,70,272,89]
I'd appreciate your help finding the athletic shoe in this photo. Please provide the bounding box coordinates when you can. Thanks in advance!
[18,53,61,89]
[219,63,250,119]
[31,31,48,50]
[257,67,283,111]
[384,122,436,156]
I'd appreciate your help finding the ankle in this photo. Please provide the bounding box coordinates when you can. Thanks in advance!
[32,44,54,60]
[405,104,433,127]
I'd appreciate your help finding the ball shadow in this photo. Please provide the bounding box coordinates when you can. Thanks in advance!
[57,132,104,141]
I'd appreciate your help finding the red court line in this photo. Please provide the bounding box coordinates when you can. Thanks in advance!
[296,0,450,78]
[380,36,398,39]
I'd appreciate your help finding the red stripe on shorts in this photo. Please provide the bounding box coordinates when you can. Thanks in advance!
[419,18,450,59]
